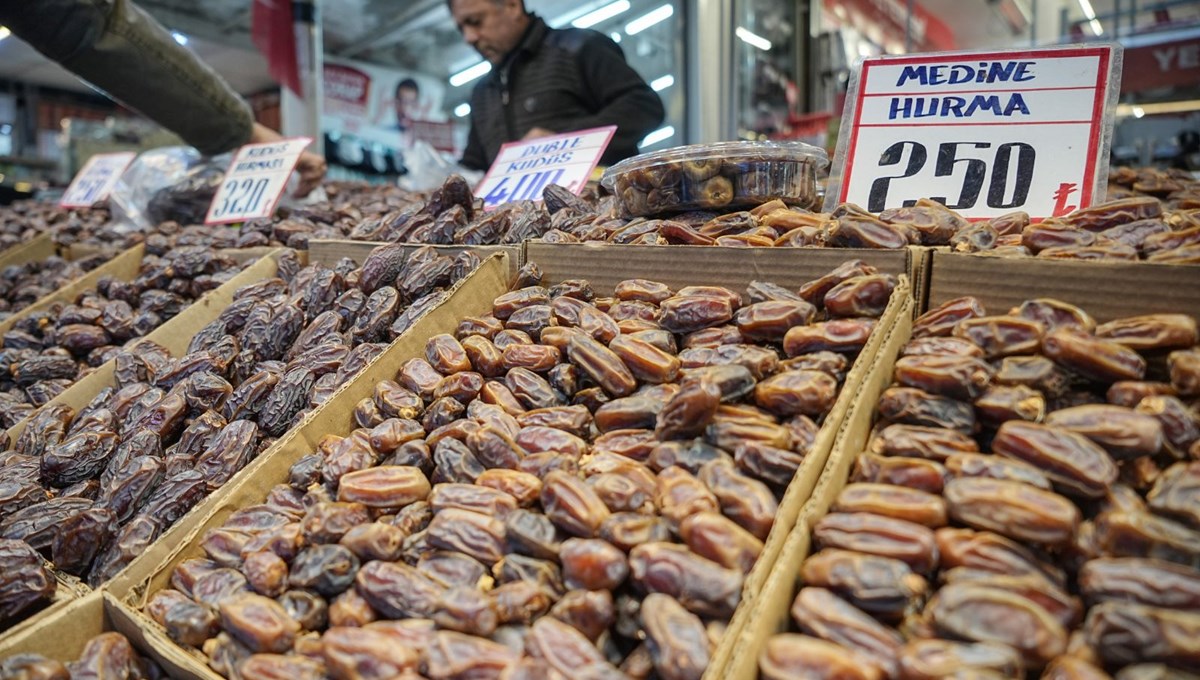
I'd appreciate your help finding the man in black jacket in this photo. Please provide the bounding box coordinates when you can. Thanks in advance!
[449,0,666,171]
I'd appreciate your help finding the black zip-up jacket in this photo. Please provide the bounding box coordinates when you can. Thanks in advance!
[460,15,666,171]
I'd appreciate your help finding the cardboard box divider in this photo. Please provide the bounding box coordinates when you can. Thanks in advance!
[0,243,145,339]
[0,233,57,271]
[0,590,208,679]
[307,239,524,280]
[722,288,915,680]
[106,247,907,680]
[3,249,291,445]
[107,254,513,651]
[927,251,1200,319]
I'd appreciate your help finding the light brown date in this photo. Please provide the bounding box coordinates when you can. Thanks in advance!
[944,477,1080,546]
[800,549,928,621]
[759,634,885,680]
[813,511,939,574]
[851,453,947,494]
[991,421,1119,499]
[832,482,949,527]
[930,582,1068,667]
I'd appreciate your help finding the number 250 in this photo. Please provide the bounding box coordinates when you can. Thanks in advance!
[867,141,1035,212]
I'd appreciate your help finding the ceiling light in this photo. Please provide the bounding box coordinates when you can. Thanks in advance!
[625,5,673,35]
[1132,105,1145,118]
[0,27,9,42]
[171,31,188,46]
[639,125,674,148]
[1077,0,1103,34]
[1089,18,1104,34]
[454,103,471,117]
[450,61,492,87]
[650,74,674,91]
[611,32,622,43]
[1116,100,1200,117]
[736,27,772,51]
[573,0,631,28]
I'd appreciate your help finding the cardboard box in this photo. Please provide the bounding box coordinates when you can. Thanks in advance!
[110,250,909,680]
[110,254,513,616]
[721,261,1200,678]
[0,233,57,271]
[3,250,288,445]
[307,239,523,280]
[0,591,211,678]
[525,243,916,298]
[0,243,146,338]
[927,251,1200,319]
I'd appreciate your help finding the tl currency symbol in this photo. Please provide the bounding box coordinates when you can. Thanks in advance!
[1052,183,1078,216]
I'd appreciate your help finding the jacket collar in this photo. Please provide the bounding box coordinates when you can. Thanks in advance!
[494,14,548,75]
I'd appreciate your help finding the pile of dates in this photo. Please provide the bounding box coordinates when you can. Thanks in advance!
[0,631,165,678]
[0,245,481,615]
[0,538,55,626]
[142,260,897,680]
[0,200,110,252]
[760,296,1200,679]
[0,247,248,427]
[1108,166,1199,206]
[0,253,110,322]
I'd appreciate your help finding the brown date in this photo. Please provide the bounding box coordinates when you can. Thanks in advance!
[641,593,709,680]
[608,335,680,384]
[953,315,1045,358]
[219,593,300,654]
[913,297,988,339]
[792,587,903,677]
[426,508,506,565]
[824,275,896,318]
[1095,315,1198,351]
[759,633,885,680]
[1147,462,1200,529]
[930,581,1067,667]
[895,354,994,401]
[832,482,948,527]
[354,559,445,619]
[813,511,939,574]
[655,378,721,441]
[550,589,615,642]
[852,453,947,494]
[1169,348,1200,397]
[1135,396,1199,456]
[945,452,1052,490]
[801,549,928,621]
[559,537,629,591]
[1084,601,1200,670]
[903,336,986,359]
[321,626,420,679]
[1044,405,1165,459]
[1080,557,1200,610]
[936,527,1065,586]
[870,424,979,461]
[896,639,1025,680]
[0,538,55,622]
[974,384,1046,426]
[754,370,837,418]
[433,586,499,637]
[991,421,1119,499]
[944,477,1080,546]
[1095,511,1200,567]
[628,542,742,618]
[877,387,976,433]
[1042,328,1147,383]
[541,471,610,538]
[679,511,763,573]
[784,319,877,356]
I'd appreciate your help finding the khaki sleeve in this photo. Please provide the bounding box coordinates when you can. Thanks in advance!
[2,0,255,155]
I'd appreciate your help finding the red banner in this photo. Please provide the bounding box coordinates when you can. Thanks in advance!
[1122,34,1200,94]
[252,0,302,96]
[823,0,956,53]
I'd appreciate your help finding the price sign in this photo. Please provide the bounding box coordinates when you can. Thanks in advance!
[205,137,312,224]
[60,152,137,208]
[475,126,616,210]
[827,45,1122,220]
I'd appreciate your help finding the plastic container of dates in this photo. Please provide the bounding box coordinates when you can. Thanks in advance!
[601,140,829,218]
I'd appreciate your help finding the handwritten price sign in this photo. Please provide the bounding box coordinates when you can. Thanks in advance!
[205,137,312,225]
[475,126,616,210]
[827,45,1121,220]
[60,152,137,208]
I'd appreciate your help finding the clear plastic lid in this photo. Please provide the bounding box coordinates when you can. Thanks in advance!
[601,140,830,190]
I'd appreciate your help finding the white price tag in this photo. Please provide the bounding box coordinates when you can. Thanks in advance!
[205,137,312,225]
[475,126,616,210]
[827,46,1122,220]
[60,152,137,208]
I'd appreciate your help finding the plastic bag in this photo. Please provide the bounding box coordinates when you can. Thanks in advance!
[398,140,483,192]
[108,146,230,231]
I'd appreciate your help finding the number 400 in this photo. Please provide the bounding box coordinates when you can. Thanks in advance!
[868,140,1035,213]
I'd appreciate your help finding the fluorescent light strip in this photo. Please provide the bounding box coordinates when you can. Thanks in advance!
[735,26,772,51]
[1117,99,1200,117]
[0,27,10,42]
[1089,18,1104,35]
[625,5,673,35]
[450,61,492,87]
[1077,0,1103,34]
[171,31,188,46]
[650,74,674,92]
[573,0,631,28]
[454,103,471,117]
[611,32,622,43]
[640,125,674,148]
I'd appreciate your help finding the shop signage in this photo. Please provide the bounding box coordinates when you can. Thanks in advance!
[1121,33,1200,94]
[60,152,137,208]
[205,137,312,225]
[827,46,1122,221]
[475,126,616,210]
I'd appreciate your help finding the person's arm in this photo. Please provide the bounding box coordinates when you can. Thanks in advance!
[2,0,254,156]
[559,34,666,157]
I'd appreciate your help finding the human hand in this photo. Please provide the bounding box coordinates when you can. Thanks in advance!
[522,127,556,140]
[249,123,327,197]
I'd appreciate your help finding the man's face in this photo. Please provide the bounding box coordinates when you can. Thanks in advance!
[450,0,526,65]
[395,87,418,119]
